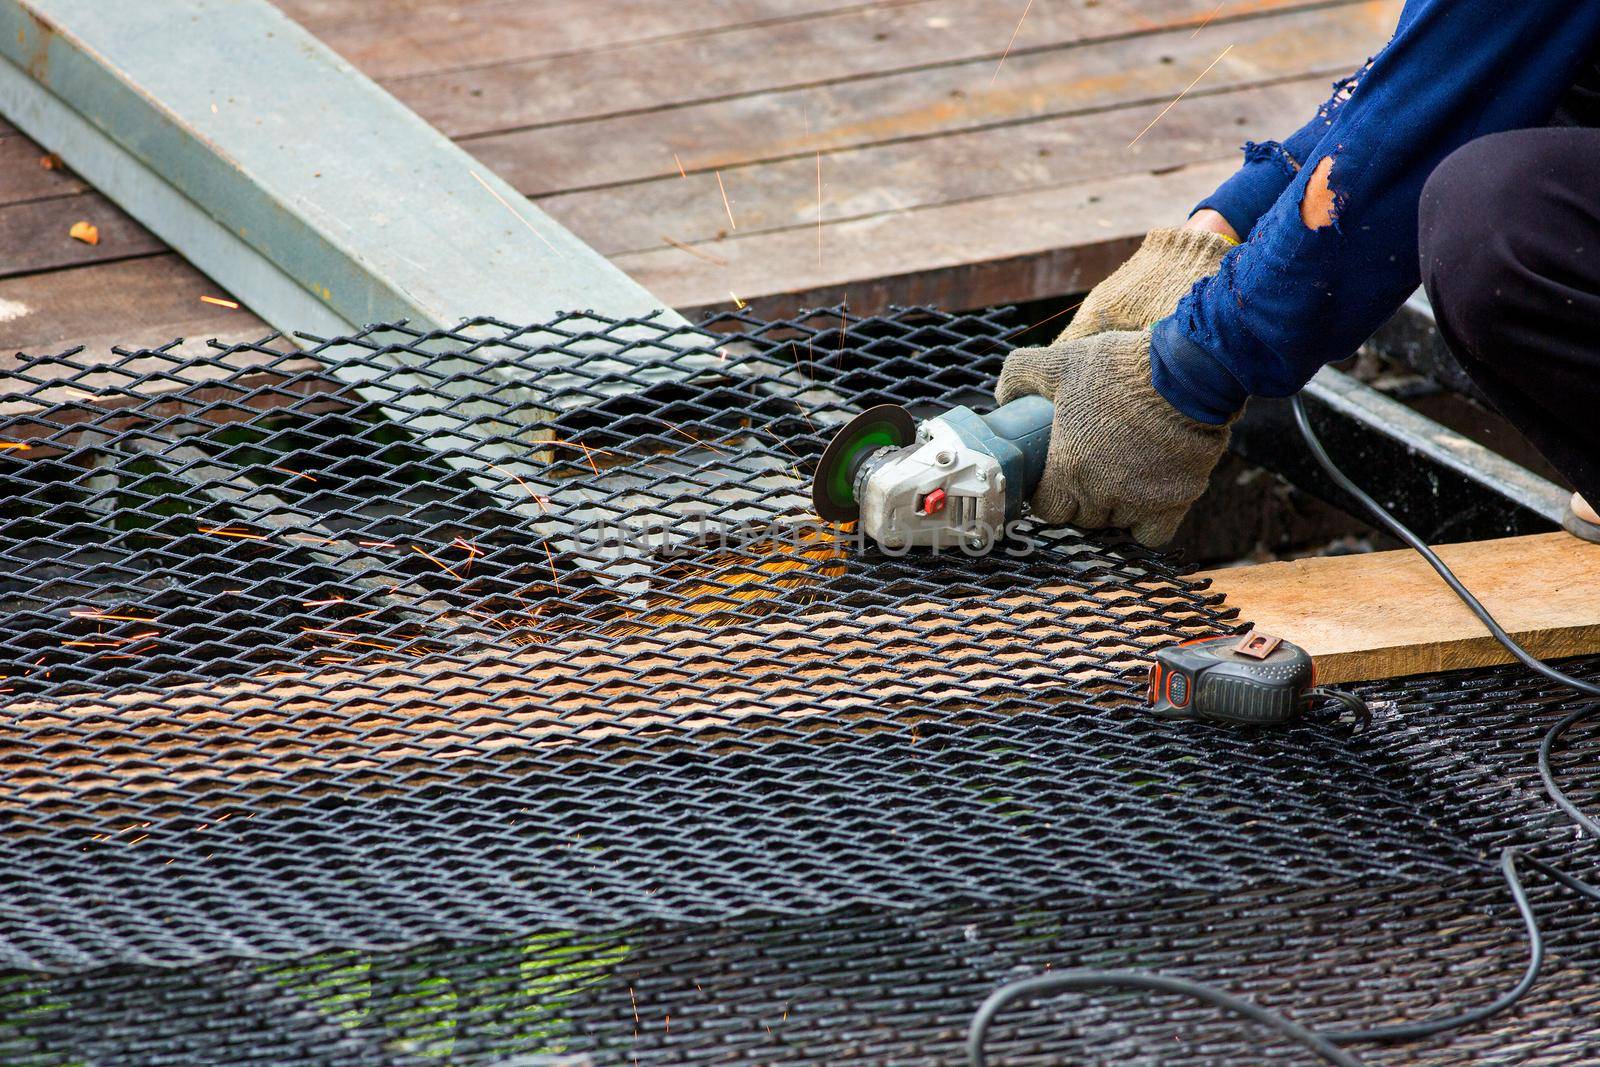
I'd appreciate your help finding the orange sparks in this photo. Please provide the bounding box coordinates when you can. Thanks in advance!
[729,291,747,310]
[661,233,729,266]
[200,526,267,540]
[1192,0,1226,36]
[412,545,465,581]
[1129,44,1234,148]
[577,441,601,476]
[672,425,726,454]
[543,540,559,585]
[302,628,400,652]
[302,597,345,606]
[990,0,1036,85]
[715,170,737,230]
[69,610,156,622]
[272,466,317,482]
[200,295,241,309]
[674,152,687,178]
[485,462,550,513]
[0,441,30,450]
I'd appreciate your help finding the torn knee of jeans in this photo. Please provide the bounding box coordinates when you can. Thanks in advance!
[1299,155,1344,232]
[1242,140,1300,178]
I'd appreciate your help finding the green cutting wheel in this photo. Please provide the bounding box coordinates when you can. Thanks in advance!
[811,403,916,522]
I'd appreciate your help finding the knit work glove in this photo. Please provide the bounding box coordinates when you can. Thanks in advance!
[1060,228,1235,342]
[995,329,1232,546]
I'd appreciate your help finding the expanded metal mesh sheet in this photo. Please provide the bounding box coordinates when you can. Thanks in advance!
[1,308,1598,1065]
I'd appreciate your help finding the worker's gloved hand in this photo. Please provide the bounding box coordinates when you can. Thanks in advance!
[995,328,1232,546]
[1060,227,1235,342]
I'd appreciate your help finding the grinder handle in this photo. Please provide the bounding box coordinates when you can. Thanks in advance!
[978,394,1054,500]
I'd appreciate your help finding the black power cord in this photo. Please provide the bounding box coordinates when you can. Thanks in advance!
[968,393,1600,1067]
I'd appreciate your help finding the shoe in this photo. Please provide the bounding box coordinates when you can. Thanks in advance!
[1562,492,1600,544]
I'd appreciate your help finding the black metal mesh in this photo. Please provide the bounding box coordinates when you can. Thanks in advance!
[2,308,1598,1065]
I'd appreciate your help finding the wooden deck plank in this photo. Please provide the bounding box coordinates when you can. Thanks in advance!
[307,0,933,81]
[0,255,271,360]
[398,0,1343,140]
[0,122,90,205]
[466,1,1390,197]
[539,76,1327,259]
[0,190,163,278]
[1200,533,1600,685]
[616,158,1238,316]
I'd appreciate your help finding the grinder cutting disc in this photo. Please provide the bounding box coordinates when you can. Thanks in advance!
[812,403,916,522]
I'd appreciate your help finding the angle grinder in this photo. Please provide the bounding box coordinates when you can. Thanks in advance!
[810,396,1054,550]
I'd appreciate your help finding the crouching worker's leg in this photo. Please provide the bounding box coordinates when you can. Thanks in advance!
[1420,127,1600,540]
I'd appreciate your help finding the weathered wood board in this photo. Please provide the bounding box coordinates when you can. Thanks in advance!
[1200,533,1600,685]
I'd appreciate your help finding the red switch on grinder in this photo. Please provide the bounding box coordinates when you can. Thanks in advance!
[919,487,947,515]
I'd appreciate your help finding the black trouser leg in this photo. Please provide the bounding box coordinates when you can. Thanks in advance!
[1419,126,1600,505]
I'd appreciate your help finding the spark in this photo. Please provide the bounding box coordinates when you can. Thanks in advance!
[729,291,747,309]
[358,540,397,549]
[70,610,156,622]
[661,233,728,266]
[411,545,465,581]
[200,295,240,309]
[715,170,737,230]
[577,441,601,476]
[485,462,550,514]
[815,150,824,268]
[302,597,345,606]
[672,426,726,454]
[543,540,559,585]
[1129,44,1234,148]
[674,152,687,178]
[469,168,564,257]
[977,297,1087,353]
[1192,0,1225,36]
[273,466,317,482]
[200,526,267,540]
[990,0,1036,84]
[0,441,30,450]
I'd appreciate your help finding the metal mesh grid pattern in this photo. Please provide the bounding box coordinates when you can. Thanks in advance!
[1,308,1597,1064]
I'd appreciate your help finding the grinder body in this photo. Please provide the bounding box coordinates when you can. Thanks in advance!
[851,394,1053,549]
